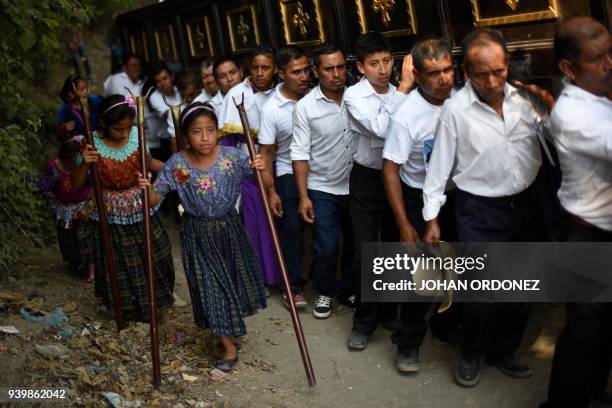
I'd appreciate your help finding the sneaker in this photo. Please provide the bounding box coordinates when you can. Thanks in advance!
[455,357,481,387]
[396,347,420,373]
[294,293,308,309]
[485,355,532,379]
[282,293,308,310]
[312,295,333,319]
[347,331,368,351]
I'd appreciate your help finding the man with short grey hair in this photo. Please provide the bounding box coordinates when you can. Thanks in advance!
[423,29,543,387]
[383,36,457,373]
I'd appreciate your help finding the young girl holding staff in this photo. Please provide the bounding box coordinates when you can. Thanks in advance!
[72,94,175,320]
[139,101,267,376]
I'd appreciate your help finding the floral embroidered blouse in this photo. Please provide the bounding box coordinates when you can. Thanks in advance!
[39,159,91,226]
[153,146,252,218]
[85,126,160,225]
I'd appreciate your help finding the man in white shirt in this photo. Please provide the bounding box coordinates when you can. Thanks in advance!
[104,53,143,97]
[196,58,219,103]
[383,37,457,373]
[165,70,200,152]
[542,17,612,408]
[422,29,543,387]
[345,32,413,350]
[291,43,354,319]
[196,56,243,114]
[148,63,182,160]
[259,46,310,309]
[218,45,281,288]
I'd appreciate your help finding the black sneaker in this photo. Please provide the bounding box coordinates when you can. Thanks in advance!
[486,355,532,379]
[347,331,368,351]
[313,295,333,319]
[396,347,420,373]
[455,358,481,387]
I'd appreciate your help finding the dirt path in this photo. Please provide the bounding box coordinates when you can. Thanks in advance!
[0,217,567,407]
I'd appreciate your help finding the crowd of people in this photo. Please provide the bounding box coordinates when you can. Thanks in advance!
[42,14,611,407]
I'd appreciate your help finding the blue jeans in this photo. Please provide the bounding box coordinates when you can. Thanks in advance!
[276,174,305,292]
[309,189,353,297]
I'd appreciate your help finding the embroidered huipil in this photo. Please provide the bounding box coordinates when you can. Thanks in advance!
[85,126,161,224]
[153,147,252,218]
[39,159,91,226]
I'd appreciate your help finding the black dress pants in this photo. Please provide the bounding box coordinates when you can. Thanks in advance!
[545,218,612,408]
[350,164,398,335]
[391,186,460,350]
[455,187,540,360]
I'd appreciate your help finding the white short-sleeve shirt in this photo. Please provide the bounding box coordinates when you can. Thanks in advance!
[383,88,443,189]
[258,83,298,177]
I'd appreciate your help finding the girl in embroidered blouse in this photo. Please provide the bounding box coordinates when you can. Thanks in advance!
[39,136,94,287]
[139,101,267,378]
[71,94,175,322]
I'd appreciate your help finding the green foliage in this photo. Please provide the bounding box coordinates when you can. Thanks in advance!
[0,0,147,272]
[0,0,97,271]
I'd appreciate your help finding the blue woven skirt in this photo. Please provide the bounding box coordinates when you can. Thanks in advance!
[180,210,267,337]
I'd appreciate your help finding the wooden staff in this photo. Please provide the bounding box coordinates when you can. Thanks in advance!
[128,87,162,387]
[232,94,316,387]
[162,95,183,151]
[74,84,125,331]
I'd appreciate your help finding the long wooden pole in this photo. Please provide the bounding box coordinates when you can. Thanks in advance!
[232,94,316,387]
[131,88,162,387]
[75,84,125,331]
[162,95,183,151]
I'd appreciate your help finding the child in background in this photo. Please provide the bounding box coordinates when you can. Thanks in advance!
[218,44,281,290]
[139,101,266,378]
[39,136,95,287]
[56,75,101,142]
[166,70,200,152]
[72,94,175,321]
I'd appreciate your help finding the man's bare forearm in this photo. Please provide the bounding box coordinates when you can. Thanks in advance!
[292,160,310,199]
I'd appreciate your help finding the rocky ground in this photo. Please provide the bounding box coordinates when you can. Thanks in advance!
[0,216,581,407]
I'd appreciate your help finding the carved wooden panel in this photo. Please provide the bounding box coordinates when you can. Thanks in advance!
[185,16,215,58]
[226,5,262,53]
[470,0,560,27]
[114,0,606,84]
[154,25,178,61]
[443,0,591,51]
[279,0,326,46]
[129,30,149,62]
[355,0,417,37]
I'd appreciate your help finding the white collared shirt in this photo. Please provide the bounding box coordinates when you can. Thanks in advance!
[383,88,444,189]
[344,77,403,170]
[104,71,143,97]
[208,91,224,119]
[551,81,612,231]
[149,88,182,139]
[219,78,275,136]
[291,85,353,195]
[194,90,214,103]
[259,83,298,177]
[422,81,542,221]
